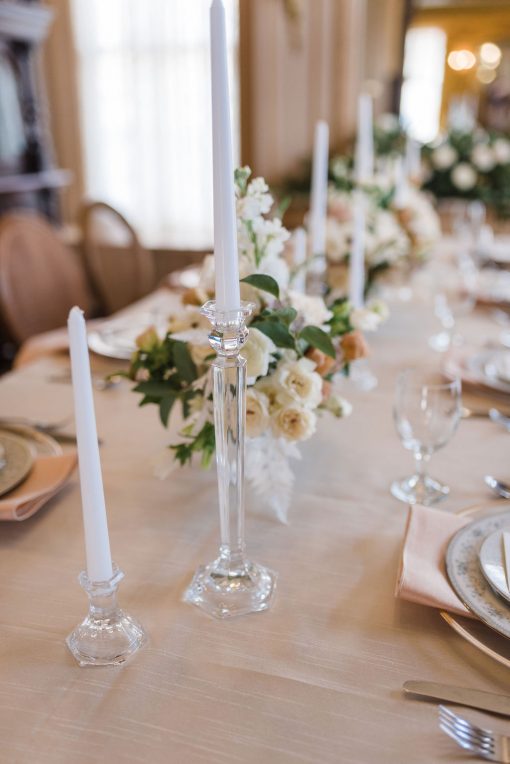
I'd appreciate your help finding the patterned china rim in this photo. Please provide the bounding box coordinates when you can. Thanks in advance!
[445,506,510,640]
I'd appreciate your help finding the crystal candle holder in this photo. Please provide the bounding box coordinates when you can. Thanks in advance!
[66,564,147,667]
[184,300,277,618]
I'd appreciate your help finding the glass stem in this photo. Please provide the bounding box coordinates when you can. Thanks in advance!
[414,450,430,483]
[212,354,246,571]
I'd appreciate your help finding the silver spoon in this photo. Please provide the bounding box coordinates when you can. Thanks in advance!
[485,475,510,499]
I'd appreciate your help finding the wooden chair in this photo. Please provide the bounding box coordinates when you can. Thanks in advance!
[0,212,94,343]
[79,201,156,314]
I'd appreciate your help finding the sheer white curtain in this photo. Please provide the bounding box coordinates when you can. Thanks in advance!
[70,0,239,249]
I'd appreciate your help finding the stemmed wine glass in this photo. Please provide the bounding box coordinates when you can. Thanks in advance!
[429,253,477,352]
[391,368,461,506]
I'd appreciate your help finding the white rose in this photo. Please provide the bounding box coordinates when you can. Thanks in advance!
[168,305,209,333]
[431,144,458,170]
[322,393,353,418]
[451,162,477,191]
[272,404,317,442]
[288,291,333,327]
[275,357,323,409]
[242,327,276,382]
[493,139,510,164]
[350,307,382,332]
[377,113,400,132]
[246,388,270,438]
[471,144,495,172]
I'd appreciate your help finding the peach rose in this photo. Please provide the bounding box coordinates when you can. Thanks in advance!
[305,347,336,377]
[340,330,369,363]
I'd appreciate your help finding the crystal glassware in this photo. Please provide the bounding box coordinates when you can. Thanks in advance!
[391,368,461,506]
[429,253,477,352]
[66,564,147,666]
[183,300,276,618]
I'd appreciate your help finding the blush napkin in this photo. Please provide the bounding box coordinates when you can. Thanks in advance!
[395,503,473,617]
[0,452,77,521]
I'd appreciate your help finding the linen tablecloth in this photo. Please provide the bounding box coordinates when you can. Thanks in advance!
[1,290,509,763]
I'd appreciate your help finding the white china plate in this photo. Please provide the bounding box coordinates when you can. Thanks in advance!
[480,530,510,604]
[446,508,510,640]
[88,320,147,360]
[465,349,510,394]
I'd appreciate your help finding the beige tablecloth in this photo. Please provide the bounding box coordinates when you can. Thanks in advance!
[1,289,510,763]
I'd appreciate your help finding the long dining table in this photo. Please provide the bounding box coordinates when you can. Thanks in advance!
[1,282,510,764]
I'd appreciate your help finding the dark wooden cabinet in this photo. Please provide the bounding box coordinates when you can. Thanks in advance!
[0,0,71,222]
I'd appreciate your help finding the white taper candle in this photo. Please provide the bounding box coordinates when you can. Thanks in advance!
[310,120,330,256]
[349,192,365,309]
[210,0,240,313]
[68,307,113,583]
[292,227,307,293]
[355,94,374,183]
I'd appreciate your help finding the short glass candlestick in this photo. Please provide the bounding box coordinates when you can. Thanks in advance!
[184,300,277,619]
[66,564,147,667]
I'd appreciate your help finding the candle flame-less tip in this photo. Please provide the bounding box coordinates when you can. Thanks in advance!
[68,306,85,322]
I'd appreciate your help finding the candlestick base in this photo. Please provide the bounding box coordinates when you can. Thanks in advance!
[66,565,147,667]
[184,548,276,619]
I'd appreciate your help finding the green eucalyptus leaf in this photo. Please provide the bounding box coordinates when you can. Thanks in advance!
[172,341,197,383]
[134,380,177,398]
[240,274,280,299]
[299,325,336,359]
[254,320,295,349]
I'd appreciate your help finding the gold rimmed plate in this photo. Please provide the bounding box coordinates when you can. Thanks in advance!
[441,503,510,668]
[0,432,35,497]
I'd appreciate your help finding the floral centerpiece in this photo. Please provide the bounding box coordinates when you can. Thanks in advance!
[422,128,510,217]
[128,168,385,522]
[325,165,441,297]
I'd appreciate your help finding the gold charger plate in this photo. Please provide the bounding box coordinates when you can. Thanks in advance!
[0,424,63,457]
[0,432,35,497]
[440,502,510,669]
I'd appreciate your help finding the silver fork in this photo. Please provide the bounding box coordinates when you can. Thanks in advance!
[439,705,510,762]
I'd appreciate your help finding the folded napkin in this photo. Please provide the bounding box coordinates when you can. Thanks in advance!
[0,452,77,521]
[396,503,473,617]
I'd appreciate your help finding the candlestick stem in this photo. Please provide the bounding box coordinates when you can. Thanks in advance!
[184,301,276,618]
[66,565,147,666]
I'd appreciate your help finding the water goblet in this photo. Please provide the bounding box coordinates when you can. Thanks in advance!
[429,254,477,352]
[391,368,461,506]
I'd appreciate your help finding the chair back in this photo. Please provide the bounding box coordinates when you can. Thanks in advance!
[0,212,93,343]
[80,201,156,313]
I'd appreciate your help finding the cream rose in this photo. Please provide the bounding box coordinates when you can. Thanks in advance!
[273,404,317,442]
[275,357,323,409]
[288,291,333,327]
[431,144,457,170]
[246,388,270,438]
[242,327,276,382]
[451,162,477,191]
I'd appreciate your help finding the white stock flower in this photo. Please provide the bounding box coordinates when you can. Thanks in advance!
[431,144,458,170]
[288,291,332,327]
[237,176,273,220]
[471,144,495,172]
[242,327,276,382]
[246,388,270,438]
[272,404,317,442]
[275,357,323,409]
[451,162,477,191]
[493,139,510,164]
[323,393,353,418]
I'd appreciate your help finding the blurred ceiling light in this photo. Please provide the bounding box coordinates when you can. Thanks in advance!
[480,42,501,68]
[447,49,476,71]
[477,65,497,84]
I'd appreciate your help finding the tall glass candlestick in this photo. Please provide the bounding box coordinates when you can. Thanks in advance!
[184,301,276,618]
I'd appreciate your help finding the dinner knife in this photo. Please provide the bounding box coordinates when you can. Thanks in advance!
[403,680,510,716]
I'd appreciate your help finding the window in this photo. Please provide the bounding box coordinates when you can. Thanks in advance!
[70,0,239,249]
[400,26,447,144]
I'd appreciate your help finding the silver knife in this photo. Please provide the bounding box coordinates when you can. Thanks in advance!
[403,680,510,716]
